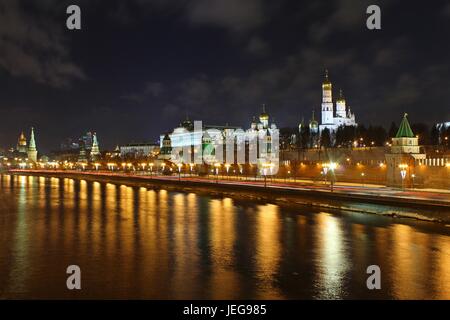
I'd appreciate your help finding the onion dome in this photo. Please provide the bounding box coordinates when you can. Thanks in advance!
[336,89,345,103]
[259,104,269,122]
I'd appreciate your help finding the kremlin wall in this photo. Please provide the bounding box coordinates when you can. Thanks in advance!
[280,146,449,189]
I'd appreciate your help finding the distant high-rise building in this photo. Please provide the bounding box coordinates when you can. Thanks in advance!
[27,127,38,162]
[80,132,94,150]
[78,143,88,163]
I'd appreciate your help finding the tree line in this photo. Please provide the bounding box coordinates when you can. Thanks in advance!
[280,122,450,149]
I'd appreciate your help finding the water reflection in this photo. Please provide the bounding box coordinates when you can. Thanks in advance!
[0,174,449,299]
[314,213,350,299]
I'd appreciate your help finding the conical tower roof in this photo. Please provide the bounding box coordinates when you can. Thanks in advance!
[395,113,415,138]
[28,127,37,151]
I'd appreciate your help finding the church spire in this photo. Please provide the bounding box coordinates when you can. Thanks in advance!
[28,127,36,151]
[27,127,38,162]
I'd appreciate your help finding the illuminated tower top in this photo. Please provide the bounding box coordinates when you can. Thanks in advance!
[336,89,347,118]
[27,127,38,162]
[17,131,27,153]
[28,127,36,151]
[321,69,334,125]
[259,104,269,129]
[91,133,100,154]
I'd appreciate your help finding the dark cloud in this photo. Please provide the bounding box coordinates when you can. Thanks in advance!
[246,36,270,57]
[186,0,265,33]
[1,0,450,151]
[0,0,85,87]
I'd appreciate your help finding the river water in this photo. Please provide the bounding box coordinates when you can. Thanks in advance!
[0,174,449,299]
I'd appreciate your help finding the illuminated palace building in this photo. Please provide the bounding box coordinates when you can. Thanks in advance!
[319,69,357,134]
[159,106,279,165]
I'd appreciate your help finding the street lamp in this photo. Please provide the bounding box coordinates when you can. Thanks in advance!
[262,162,275,188]
[411,173,416,189]
[225,163,231,180]
[214,163,221,183]
[149,163,154,176]
[177,163,183,180]
[322,163,329,185]
[399,164,408,189]
[107,163,116,171]
[328,162,338,192]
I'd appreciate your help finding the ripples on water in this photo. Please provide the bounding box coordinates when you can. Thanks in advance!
[0,175,449,299]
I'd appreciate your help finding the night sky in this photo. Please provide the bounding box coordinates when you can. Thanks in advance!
[1,0,449,152]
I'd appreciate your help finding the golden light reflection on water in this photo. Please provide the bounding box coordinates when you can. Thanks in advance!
[254,204,282,299]
[314,213,350,299]
[0,174,449,299]
[389,224,450,299]
[208,198,239,299]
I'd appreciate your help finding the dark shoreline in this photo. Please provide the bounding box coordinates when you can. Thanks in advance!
[5,171,450,224]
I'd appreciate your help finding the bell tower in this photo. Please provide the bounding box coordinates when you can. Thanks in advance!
[321,69,334,125]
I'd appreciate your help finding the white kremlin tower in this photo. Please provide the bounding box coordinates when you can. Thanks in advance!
[318,69,357,135]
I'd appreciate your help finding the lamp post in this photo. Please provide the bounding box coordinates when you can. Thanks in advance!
[328,162,337,192]
[322,163,329,185]
[411,173,415,189]
[177,163,183,180]
[214,163,221,183]
[399,164,408,189]
[262,162,274,188]
[225,163,231,180]
[149,163,154,177]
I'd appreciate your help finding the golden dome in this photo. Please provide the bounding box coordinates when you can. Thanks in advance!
[336,89,345,102]
[18,131,27,146]
[259,104,269,121]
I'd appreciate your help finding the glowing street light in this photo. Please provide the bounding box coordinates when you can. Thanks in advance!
[149,163,154,176]
[399,164,408,189]
[325,162,338,191]
[262,162,275,187]
[225,163,231,179]
[177,163,183,180]
[107,163,116,171]
[214,163,221,183]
